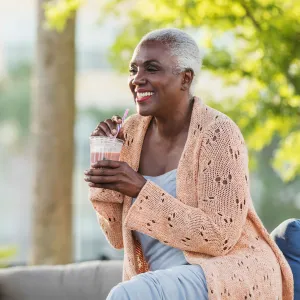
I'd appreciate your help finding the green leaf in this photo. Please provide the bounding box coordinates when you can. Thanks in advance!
[0,246,17,268]
[273,131,300,182]
[44,0,84,32]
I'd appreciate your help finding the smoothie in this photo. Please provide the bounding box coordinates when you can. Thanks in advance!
[90,152,120,164]
[89,136,123,165]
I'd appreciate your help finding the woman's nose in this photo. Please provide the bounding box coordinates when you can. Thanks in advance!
[132,71,146,86]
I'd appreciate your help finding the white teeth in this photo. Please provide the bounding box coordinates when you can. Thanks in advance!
[137,92,154,98]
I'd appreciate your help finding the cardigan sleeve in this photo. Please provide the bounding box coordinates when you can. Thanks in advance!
[124,120,250,256]
[88,114,135,205]
[89,188,124,204]
[91,200,124,249]
[89,184,124,249]
[88,116,136,249]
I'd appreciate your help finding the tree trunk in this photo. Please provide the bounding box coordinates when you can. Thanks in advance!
[30,0,76,264]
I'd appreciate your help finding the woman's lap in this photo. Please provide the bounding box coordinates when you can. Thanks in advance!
[107,264,208,300]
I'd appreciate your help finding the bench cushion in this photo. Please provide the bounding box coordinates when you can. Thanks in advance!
[271,219,300,299]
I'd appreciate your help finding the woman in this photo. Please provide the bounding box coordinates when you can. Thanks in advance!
[84,28,293,300]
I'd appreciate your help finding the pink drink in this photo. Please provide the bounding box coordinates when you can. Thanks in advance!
[90,152,120,164]
[89,136,123,166]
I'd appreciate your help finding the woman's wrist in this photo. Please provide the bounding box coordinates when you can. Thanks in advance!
[133,177,147,198]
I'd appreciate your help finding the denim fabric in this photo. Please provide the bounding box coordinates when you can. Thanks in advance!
[271,218,300,299]
[107,265,208,300]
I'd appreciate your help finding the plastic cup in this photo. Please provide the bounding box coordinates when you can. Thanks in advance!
[90,136,124,165]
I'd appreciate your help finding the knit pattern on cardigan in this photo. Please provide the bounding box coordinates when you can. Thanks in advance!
[89,97,294,300]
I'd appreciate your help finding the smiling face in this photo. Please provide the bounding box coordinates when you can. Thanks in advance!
[128,40,187,117]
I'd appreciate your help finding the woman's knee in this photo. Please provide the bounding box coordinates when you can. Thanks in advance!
[107,284,128,300]
[106,275,153,300]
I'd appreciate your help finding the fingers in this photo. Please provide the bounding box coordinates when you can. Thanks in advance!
[84,160,126,185]
[90,122,107,137]
[105,119,118,136]
[84,162,121,184]
[84,175,119,184]
[112,115,122,124]
[84,167,116,176]
[112,116,124,139]
[117,127,125,141]
[87,183,117,190]
[91,126,105,136]
[91,115,122,137]
[98,121,113,137]
[91,160,121,169]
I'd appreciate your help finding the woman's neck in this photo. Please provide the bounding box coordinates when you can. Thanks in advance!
[152,97,194,139]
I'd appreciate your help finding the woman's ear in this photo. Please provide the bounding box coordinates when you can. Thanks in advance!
[181,69,194,91]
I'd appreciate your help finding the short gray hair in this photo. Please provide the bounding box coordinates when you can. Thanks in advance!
[139,28,203,93]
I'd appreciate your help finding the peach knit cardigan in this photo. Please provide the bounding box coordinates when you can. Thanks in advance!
[89,97,294,300]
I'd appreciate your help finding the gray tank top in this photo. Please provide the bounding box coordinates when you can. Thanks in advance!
[131,169,189,271]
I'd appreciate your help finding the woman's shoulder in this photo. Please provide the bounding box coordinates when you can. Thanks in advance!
[123,113,143,126]
[197,99,249,161]
[122,113,151,136]
[199,100,244,139]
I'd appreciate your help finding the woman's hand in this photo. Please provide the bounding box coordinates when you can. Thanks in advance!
[91,115,124,140]
[84,160,147,198]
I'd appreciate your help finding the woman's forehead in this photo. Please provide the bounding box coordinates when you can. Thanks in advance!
[130,41,173,65]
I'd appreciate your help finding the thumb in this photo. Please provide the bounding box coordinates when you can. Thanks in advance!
[112,115,122,124]
[117,127,125,141]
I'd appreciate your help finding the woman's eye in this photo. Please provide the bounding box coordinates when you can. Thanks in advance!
[129,68,137,74]
[147,67,157,72]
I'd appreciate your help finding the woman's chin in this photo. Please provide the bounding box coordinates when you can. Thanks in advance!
[136,104,154,116]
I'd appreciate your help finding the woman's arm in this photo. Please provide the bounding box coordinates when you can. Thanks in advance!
[124,120,249,256]
[91,200,124,249]
[89,187,124,204]
[87,115,130,248]
[89,179,125,249]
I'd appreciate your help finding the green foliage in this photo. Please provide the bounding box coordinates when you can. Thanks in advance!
[0,247,17,268]
[273,131,300,181]
[44,0,83,32]
[101,0,300,182]
[254,142,300,230]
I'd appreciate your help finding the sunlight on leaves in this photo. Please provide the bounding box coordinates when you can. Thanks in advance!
[0,246,17,268]
[44,0,84,32]
[273,131,300,182]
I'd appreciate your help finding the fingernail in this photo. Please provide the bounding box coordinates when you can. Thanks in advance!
[112,129,117,134]
[84,170,88,175]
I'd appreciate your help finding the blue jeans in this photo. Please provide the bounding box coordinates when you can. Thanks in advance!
[107,265,208,300]
[271,218,300,299]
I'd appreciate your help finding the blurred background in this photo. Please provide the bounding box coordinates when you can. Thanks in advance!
[0,0,299,267]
